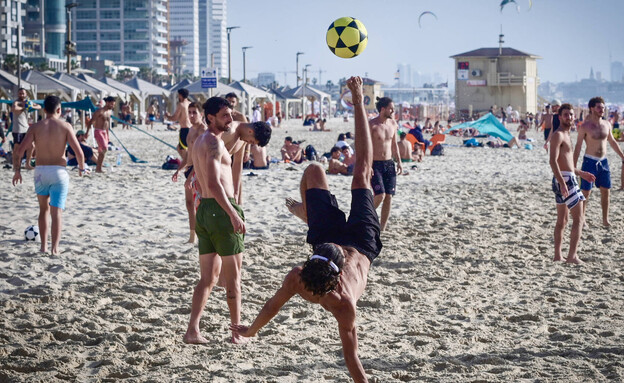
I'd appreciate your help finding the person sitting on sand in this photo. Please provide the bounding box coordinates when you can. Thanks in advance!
[231,76,382,383]
[342,145,356,167]
[397,132,415,162]
[327,146,353,175]
[336,133,353,155]
[66,130,97,167]
[250,143,270,170]
[281,136,303,163]
[518,120,529,140]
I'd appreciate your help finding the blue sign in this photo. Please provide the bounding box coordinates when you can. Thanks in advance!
[201,68,217,89]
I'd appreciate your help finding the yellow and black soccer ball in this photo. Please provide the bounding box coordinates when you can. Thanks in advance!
[326,17,368,59]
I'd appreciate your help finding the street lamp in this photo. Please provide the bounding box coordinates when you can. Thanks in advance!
[242,46,252,83]
[65,2,79,74]
[296,51,304,87]
[226,26,240,83]
[302,64,311,117]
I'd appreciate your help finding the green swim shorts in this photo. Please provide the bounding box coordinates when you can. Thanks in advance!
[401,158,413,163]
[195,198,245,256]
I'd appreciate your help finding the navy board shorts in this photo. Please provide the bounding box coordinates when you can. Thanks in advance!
[580,155,611,190]
[552,172,585,209]
[371,160,396,196]
[305,188,382,263]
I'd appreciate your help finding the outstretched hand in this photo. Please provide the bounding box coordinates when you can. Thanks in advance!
[229,324,254,338]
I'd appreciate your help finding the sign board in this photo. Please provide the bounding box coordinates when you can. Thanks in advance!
[457,70,469,80]
[201,67,217,88]
[467,80,486,86]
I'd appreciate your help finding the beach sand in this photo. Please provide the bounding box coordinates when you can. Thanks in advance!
[1,119,623,382]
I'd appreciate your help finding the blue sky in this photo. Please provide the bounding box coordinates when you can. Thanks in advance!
[227,0,624,87]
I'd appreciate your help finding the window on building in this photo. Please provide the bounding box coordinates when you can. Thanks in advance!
[100,21,121,30]
[124,10,149,19]
[100,31,121,40]
[79,0,97,8]
[100,53,121,61]
[76,21,95,30]
[101,42,120,51]
[76,10,96,19]
[102,0,121,7]
[123,31,147,40]
[100,10,120,19]
[76,32,97,41]
[124,42,148,51]
[77,42,97,51]
[125,52,148,62]
[124,0,148,10]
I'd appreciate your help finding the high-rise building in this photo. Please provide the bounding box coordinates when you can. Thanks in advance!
[0,0,25,57]
[71,0,169,75]
[169,0,199,76]
[396,63,411,87]
[207,0,227,79]
[611,61,623,83]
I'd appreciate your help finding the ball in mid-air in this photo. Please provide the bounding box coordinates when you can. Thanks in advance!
[326,17,368,59]
[24,225,39,241]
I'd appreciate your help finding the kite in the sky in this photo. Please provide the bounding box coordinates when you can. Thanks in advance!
[500,0,520,13]
[527,0,533,10]
[418,11,438,28]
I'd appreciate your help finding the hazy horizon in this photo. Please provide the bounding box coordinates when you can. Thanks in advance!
[226,0,624,87]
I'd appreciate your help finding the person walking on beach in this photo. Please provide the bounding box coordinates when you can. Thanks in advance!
[369,96,402,231]
[86,96,116,173]
[543,100,561,150]
[172,102,208,243]
[573,97,624,227]
[549,103,595,264]
[11,87,41,170]
[183,96,270,345]
[231,76,381,383]
[12,95,87,254]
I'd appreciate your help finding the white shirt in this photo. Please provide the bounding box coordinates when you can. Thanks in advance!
[252,109,261,123]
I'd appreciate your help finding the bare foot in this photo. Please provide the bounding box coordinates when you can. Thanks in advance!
[231,333,251,344]
[183,331,209,344]
[95,169,104,173]
[40,247,47,254]
[553,256,563,262]
[51,247,60,255]
[285,198,307,222]
[25,165,34,170]
[602,220,611,227]
[565,256,584,265]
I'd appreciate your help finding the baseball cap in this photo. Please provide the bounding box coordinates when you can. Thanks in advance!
[551,99,562,106]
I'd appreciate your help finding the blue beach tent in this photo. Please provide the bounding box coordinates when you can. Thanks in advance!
[444,112,514,142]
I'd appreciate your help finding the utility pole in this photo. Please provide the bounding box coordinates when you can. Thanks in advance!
[17,22,21,88]
[296,52,304,87]
[65,3,79,74]
[226,26,240,83]
[242,46,252,83]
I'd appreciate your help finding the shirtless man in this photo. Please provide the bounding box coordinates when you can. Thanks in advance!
[369,97,402,231]
[328,146,352,175]
[11,88,41,170]
[573,97,624,227]
[166,89,192,155]
[183,96,271,345]
[225,93,248,123]
[280,136,303,163]
[172,102,208,242]
[543,100,561,150]
[549,103,595,264]
[12,95,86,254]
[232,77,381,383]
[249,144,269,170]
[86,96,116,173]
[397,132,414,162]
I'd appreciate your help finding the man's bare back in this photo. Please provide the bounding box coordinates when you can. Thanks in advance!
[30,118,77,166]
[398,139,412,160]
[169,99,191,128]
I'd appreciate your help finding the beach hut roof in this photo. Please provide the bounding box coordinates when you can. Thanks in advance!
[52,73,101,94]
[228,81,273,100]
[168,78,194,92]
[21,70,80,94]
[99,76,142,97]
[450,47,540,59]
[124,77,170,97]
[269,87,299,101]
[0,69,34,90]
[288,84,332,100]
[76,74,126,97]
[181,79,243,98]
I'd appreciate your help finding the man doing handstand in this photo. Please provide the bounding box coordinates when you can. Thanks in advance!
[231,77,381,383]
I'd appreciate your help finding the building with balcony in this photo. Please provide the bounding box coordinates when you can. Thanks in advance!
[451,47,540,114]
[0,0,25,58]
[169,0,199,76]
[71,0,169,75]
[205,0,226,79]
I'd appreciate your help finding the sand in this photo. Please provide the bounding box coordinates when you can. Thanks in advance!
[1,118,623,382]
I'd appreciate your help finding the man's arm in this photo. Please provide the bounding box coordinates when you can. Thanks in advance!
[230,269,299,337]
[231,144,246,205]
[548,133,568,198]
[167,105,181,122]
[391,127,403,174]
[572,125,585,167]
[12,101,24,113]
[606,124,624,160]
[205,136,245,233]
[335,304,368,383]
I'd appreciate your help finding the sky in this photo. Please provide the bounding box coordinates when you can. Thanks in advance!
[226,0,624,88]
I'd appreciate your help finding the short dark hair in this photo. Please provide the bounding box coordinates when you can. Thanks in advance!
[559,103,573,116]
[285,136,293,142]
[300,243,345,296]
[178,88,190,99]
[202,97,231,122]
[375,96,393,112]
[44,95,61,114]
[251,121,272,147]
[330,146,341,154]
[225,92,238,100]
[337,133,345,141]
[588,97,605,109]
[400,132,407,139]
[103,96,116,103]
[18,87,26,92]
[341,145,350,152]
[188,101,203,111]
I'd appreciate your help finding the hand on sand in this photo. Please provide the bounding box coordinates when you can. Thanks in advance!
[231,332,252,345]
[285,198,307,222]
[230,324,254,339]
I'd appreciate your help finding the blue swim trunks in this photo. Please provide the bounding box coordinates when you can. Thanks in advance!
[34,165,69,209]
[552,171,585,209]
[580,155,611,190]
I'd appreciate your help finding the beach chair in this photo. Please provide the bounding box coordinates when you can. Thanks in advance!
[406,133,426,154]
[429,134,446,154]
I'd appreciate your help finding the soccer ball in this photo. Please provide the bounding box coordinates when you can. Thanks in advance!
[24,225,39,241]
[326,17,368,59]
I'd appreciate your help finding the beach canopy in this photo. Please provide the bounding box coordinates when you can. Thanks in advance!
[0,96,97,112]
[444,112,514,142]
